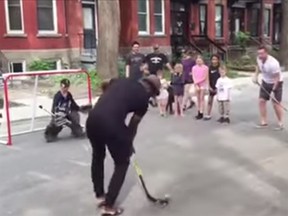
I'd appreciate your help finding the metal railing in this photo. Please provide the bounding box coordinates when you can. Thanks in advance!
[191,35,227,61]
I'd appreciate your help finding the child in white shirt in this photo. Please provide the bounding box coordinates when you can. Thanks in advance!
[215,66,232,123]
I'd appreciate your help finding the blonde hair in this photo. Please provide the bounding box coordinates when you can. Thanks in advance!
[174,63,183,74]
[196,55,204,64]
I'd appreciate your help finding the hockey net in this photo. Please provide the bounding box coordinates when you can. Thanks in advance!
[0,69,92,145]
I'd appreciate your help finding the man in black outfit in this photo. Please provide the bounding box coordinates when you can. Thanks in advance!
[44,79,89,142]
[86,75,161,216]
[145,44,173,75]
[145,44,173,107]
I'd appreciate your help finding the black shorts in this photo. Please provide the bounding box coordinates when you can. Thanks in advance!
[259,80,283,102]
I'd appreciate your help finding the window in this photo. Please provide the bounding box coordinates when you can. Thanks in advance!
[37,0,57,34]
[138,0,150,35]
[215,5,224,38]
[250,8,259,36]
[154,0,164,35]
[9,61,25,73]
[264,9,271,37]
[5,0,24,34]
[199,4,207,35]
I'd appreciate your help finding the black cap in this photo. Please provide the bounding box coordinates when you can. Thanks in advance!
[60,78,70,88]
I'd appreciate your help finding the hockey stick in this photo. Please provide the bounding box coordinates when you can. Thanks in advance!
[132,155,170,207]
[38,105,72,126]
[257,83,288,112]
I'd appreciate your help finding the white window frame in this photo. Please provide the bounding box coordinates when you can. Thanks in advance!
[138,0,150,35]
[9,61,26,73]
[56,59,62,70]
[4,0,25,34]
[154,0,165,35]
[37,0,58,35]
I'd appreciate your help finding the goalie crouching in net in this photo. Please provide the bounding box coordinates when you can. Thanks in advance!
[44,78,92,143]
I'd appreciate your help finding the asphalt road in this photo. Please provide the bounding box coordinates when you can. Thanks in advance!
[1,80,288,216]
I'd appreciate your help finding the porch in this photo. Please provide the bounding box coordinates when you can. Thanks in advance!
[169,0,282,61]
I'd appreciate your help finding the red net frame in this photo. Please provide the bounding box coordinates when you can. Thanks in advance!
[0,69,92,146]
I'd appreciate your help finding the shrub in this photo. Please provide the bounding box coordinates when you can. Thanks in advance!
[29,59,56,71]
[235,31,250,51]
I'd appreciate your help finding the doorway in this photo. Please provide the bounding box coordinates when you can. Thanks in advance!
[82,2,97,50]
[229,8,245,43]
[170,1,190,54]
[273,4,281,44]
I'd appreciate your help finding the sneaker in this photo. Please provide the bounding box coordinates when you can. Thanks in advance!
[274,124,284,131]
[101,206,124,216]
[195,113,203,120]
[255,123,268,129]
[97,197,106,208]
[203,115,212,121]
[217,117,224,123]
[223,117,230,124]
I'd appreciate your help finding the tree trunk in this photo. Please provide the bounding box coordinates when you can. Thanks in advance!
[96,0,120,79]
[280,0,288,69]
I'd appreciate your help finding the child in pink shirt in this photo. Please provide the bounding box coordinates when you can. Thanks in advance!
[192,55,209,119]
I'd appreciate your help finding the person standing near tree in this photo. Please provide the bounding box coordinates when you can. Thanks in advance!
[253,46,284,130]
[125,41,146,81]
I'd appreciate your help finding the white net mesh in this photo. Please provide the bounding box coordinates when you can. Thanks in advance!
[0,70,92,145]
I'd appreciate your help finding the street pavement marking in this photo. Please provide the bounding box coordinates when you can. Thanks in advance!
[27,171,53,181]
[68,159,90,167]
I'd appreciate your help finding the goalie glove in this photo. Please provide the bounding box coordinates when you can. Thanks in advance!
[79,104,93,113]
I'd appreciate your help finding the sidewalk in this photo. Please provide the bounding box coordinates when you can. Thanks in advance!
[1,72,287,123]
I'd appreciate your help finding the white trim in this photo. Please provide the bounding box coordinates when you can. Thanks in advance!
[4,0,25,34]
[8,60,26,73]
[56,59,62,70]
[138,0,150,35]
[37,0,58,35]
[95,1,99,46]
[154,0,165,35]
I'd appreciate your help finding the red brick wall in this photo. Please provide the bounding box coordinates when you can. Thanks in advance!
[0,0,82,50]
[119,0,170,53]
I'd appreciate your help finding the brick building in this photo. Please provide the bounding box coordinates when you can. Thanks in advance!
[0,0,283,73]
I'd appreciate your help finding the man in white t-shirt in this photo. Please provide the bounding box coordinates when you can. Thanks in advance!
[215,67,232,123]
[253,46,283,130]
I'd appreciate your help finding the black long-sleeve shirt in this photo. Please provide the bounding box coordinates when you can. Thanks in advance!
[51,91,79,114]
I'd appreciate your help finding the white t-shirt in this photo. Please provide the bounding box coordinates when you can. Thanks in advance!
[256,55,282,84]
[215,76,232,101]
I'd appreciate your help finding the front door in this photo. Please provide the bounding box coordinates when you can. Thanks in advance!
[82,3,97,50]
[229,8,245,43]
[170,1,189,52]
[273,5,281,44]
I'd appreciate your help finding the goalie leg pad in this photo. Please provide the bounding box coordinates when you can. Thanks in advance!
[67,111,85,137]
[44,122,63,142]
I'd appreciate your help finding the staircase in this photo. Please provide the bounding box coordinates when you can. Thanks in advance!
[190,35,227,62]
